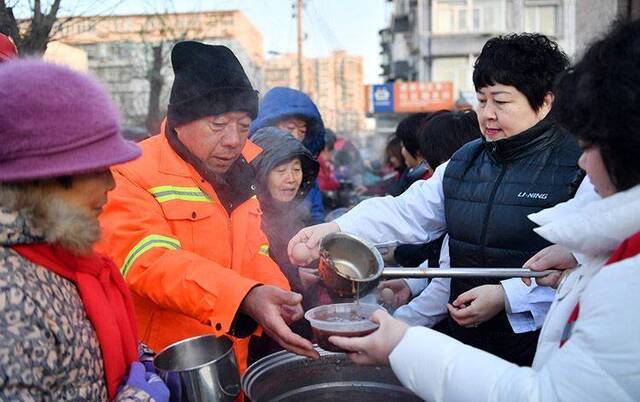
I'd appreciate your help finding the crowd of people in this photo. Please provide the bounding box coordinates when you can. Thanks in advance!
[0,17,639,402]
[292,19,640,401]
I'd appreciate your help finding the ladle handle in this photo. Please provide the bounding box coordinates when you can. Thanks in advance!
[382,267,555,278]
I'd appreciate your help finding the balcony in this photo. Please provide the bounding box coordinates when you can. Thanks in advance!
[426,33,492,57]
[379,28,393,49]
[392,15,411,32]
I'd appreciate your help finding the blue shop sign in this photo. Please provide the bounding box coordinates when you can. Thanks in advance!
[372,83,394,113]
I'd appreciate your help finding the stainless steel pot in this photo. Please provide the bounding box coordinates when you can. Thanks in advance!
[241,347,422,401]
[153,334,240,402]
[319,232,555,298]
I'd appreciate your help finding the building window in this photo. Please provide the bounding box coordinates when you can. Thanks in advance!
[432,56,474,96]
[433,0,505,34]
[524,4,561,37]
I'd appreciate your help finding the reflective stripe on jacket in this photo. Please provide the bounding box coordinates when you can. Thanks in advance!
[97,128,289,373]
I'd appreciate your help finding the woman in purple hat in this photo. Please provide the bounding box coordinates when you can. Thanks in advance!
[0,60,169,401]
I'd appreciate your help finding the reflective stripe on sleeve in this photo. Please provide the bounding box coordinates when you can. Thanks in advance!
[121,234,181,277]
[148,185,211,203]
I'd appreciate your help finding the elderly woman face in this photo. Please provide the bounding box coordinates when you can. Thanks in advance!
[476,83,552,141]
[267,158,303,203]
[276,117,308,142]
[52,170,116,218]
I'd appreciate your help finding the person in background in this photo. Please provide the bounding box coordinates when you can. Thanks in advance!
[250,127,322,307]
[317,129,340,193]
[0,60,169,401]
[98,42,318,377]
[330,19,640,401]
[289,32,585,366]
[418,110,483,170]
[384,136,406,184]
[369,135,406,199]
[248,127,329,362]
[380,111,482,330]
[250,87,326,224]
[332,139,371,190]
[387,113,433,196]
[392,110,482,269]
[0,33,18,62]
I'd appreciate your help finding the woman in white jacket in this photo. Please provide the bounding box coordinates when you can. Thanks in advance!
[329,19,640,402]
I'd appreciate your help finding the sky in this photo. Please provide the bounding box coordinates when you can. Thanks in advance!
[42,0,391,84]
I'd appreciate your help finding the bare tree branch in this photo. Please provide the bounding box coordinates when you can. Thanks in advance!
[0,0,63,54]
[46,0,61,20]
[136,0,208,132]
[31,0,39,15]
[0,1,22,48]
[1,0,127,54]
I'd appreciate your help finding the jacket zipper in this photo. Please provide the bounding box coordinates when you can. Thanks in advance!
[479,165,507,266]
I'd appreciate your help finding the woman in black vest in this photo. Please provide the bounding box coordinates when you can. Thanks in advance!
[439,33,584,365]
[288,33,585,366]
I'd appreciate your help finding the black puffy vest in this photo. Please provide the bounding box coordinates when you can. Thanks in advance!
[443,118,584,332]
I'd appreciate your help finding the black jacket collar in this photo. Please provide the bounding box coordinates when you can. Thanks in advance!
[484,116,559,162]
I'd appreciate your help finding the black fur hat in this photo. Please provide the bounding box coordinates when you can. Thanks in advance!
[167,41,258,128]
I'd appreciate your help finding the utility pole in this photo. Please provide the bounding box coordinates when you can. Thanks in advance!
[296,0,304,92]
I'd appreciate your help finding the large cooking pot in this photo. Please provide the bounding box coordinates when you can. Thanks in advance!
[154,334,240,402]
[242,348,422,401]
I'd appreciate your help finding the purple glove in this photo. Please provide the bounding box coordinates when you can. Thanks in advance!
[137,344,181,402]
[126,362,170,402]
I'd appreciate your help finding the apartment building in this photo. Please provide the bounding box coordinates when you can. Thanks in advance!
[264,51,366,134]
[57,11,264,129]
[380,0,628,101]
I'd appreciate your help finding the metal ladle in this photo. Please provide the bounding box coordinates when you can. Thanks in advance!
[318,232,554,297]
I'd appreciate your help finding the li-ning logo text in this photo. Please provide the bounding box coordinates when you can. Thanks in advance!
[517,192,548,200]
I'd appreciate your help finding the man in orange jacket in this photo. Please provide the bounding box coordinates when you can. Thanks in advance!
[98,41,318,373]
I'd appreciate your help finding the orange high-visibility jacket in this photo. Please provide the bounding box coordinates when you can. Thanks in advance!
[97,130,289,372]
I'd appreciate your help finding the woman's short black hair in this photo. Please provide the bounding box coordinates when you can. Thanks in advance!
[473,33,570,111]
[418,110,482,169]
[554,19,640,192]
[395,112,433,158]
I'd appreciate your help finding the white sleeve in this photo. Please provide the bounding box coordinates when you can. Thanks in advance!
[438,234,450,268]
[501,278,555,333]
[394,235,451,325]
[399,234,451,297]
[394,278,450,327]
[389,326,519,402]
[334,161,448,247]
[405,278,429,296]
[390,326,554,402]
[389,258,640,402]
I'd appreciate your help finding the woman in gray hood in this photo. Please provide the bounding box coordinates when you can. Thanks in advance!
[249,127,324,361]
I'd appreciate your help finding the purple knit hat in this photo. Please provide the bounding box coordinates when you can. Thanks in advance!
[0,59,141,182]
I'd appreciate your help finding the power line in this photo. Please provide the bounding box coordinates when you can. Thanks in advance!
[309,0,344,50]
